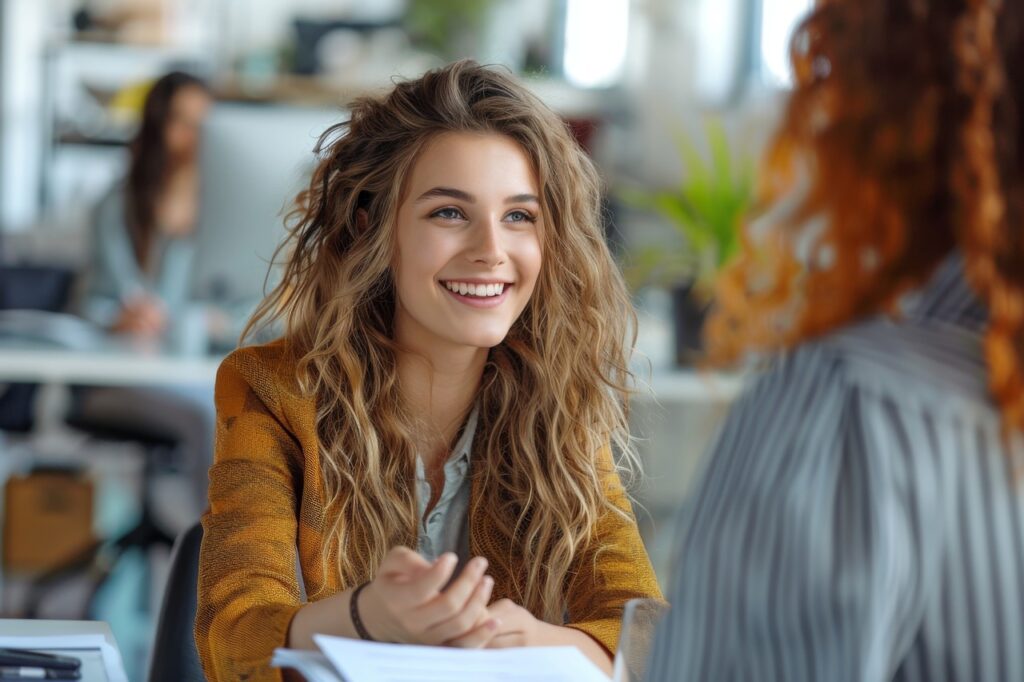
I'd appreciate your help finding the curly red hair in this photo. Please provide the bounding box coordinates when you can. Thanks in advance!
[707,0,1024,433]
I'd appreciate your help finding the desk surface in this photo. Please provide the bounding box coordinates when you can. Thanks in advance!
[0,620,124,682]
[0,343,744,399]
[0,618,117,644]
[0,343,222,386]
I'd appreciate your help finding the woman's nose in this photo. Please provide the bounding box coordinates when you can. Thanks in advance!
[468,218,507,266]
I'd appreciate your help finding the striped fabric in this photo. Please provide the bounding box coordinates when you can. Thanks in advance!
[646,253,1024,681]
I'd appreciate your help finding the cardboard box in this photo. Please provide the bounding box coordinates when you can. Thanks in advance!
[3,469,95,574]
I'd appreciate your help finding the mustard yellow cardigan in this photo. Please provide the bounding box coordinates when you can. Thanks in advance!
[195,340,663,682]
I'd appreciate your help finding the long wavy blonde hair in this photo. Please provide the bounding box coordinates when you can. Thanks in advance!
[243,60,637,621]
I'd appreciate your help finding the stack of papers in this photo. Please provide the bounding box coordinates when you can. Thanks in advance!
[272,636,612,682]
[0,633,128,682]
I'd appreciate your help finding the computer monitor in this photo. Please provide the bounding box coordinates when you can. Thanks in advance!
[191,102,345,306]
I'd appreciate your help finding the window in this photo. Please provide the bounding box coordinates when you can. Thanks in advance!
[759,0,813,87]
[562,0,630,88]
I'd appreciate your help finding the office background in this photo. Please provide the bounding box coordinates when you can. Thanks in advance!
[0,0,808,677]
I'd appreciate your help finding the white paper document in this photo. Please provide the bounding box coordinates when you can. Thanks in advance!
[0,634,128,682]
[272,635,612,682]
[271,649,341,682]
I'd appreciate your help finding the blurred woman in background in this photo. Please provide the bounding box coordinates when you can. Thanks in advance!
[77,70,215,513]
[648,0,1024,679]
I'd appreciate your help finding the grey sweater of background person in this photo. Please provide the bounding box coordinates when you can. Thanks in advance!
[79,181,196,329]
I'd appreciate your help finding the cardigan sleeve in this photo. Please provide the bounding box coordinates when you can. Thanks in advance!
[565,445,665,655]
[195,349,305,682]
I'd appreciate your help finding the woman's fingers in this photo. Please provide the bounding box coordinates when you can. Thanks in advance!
[369,549,506,645]
[426,574,494,643]
[486,598,519,621]
[399,552,459,604]
[482,599,529,646]
[445,615,501,649]
[362,548,443,643]
[416,557,489,626]
[379,546,431,579]
[484,632,527,649]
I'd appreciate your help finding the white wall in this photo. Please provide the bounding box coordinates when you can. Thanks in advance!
[0,0,48,231]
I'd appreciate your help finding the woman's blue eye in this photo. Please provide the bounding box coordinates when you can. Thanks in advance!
[506,210,535,223]
[432,207,464,220]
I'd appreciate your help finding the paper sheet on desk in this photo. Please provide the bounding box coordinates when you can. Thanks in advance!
[312,635,612,682]
[0,634,128,682]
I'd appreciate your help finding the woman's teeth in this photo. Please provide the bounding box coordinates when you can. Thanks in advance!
[443,281,505,297]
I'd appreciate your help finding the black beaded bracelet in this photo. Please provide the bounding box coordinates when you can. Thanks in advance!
[349,581,376,641]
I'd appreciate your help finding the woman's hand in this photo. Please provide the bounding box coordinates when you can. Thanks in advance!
[484,600,614,676]
[482,599,541,648]
[359,547,499,647]
[111,295,166,338]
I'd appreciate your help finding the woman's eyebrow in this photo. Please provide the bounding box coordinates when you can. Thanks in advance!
[416,186,474,203]
[505,193,539,205]
[414,187,540,205]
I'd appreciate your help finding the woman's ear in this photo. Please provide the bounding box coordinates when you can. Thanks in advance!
[356,208,369,232]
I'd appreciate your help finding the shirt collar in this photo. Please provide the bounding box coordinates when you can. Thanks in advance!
[414,404,478,481]
[447,404,478,473]
[900,251,988,333]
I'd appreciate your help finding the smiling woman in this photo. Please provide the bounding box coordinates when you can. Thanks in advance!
[394,132,543,350]
[194,60,662,682]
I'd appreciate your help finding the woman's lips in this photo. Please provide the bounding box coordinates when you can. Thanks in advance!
[438,280,512,309]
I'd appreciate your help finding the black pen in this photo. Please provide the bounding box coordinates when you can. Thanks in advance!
[0,667,80,680]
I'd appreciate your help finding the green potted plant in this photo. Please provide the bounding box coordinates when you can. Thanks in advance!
[404,0,497,61]
[623,119,754,365]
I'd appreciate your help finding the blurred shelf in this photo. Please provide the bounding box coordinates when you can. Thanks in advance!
[55,132,130,147]
[525,77,627,119]
[213,73,365,108]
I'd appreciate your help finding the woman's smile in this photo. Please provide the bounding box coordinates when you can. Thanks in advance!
[438,279,513,308]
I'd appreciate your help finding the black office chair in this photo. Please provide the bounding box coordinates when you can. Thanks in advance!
[148,521,205,682]
[0,264,77,432]
[22,422,178,620]
[1,262,190,623]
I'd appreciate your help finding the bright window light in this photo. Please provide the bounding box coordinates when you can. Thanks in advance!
[760,0,814,87]
[563,0,630,89]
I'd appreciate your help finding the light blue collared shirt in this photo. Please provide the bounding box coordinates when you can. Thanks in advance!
[415,406,478,562]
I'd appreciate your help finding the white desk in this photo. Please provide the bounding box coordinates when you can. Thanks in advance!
[0,340,221,448]
[0,619,127,682]
[0,342,741,397]
[0,343,221,387]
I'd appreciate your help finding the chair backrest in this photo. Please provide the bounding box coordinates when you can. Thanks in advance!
[0,264,78,432]
[148,522,205,682]
[0,265,75,312]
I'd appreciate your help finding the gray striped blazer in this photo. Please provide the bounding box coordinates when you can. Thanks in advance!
[647,253,1024,681]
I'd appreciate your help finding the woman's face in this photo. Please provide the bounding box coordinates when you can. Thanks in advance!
[164,86,211,162]
[392,131,543,357]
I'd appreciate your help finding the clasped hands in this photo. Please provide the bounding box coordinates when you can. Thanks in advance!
[358,546,539,649]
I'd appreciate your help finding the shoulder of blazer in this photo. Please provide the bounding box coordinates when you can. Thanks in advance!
[218,338,317,437]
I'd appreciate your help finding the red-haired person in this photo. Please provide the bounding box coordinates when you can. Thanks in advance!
[647,1,1024,679]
